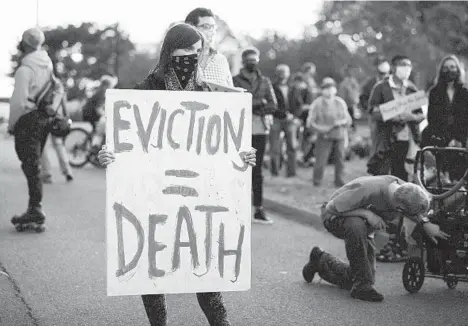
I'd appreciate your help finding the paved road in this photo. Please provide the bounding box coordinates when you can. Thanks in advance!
[0,137,467,326]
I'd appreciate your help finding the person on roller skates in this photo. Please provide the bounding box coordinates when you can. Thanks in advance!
[302,175,450,302]
[8,28,54,231]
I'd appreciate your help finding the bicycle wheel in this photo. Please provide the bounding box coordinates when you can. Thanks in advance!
[64,127,92,168]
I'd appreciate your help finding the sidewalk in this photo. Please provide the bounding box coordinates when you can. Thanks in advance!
[263,156,369,230]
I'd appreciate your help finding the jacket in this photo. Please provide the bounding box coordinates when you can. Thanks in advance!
[233,68,277,135]
[368,76,424,154]
[8,50,53,132]
[423,83,468,146]
[421,54,468,147]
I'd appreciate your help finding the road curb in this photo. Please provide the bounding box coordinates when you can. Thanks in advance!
[263,198,326,231]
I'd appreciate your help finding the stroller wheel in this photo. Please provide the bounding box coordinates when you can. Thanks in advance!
[402,257,425,293]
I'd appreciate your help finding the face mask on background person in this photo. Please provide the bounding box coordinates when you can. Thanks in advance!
[322,86,337,98]
[395,66,412,81]
[245,62,258,73]
[440,69,460,82]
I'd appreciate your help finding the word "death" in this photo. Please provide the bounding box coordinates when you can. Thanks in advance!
[113,203,245,282]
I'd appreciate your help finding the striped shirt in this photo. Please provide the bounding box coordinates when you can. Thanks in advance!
[199,51,234,87]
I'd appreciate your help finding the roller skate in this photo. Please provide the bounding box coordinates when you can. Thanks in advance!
[11,208,46,233]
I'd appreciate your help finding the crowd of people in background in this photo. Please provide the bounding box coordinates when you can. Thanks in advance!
[6,4,468,323]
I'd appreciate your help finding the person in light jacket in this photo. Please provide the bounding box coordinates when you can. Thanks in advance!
[307,77,352,187]
[8,28,53,225]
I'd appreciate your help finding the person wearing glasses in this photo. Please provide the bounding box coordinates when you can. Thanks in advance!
[185,8,234,87]
[301,175,449,302]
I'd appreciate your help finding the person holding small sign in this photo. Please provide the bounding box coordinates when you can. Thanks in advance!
[98,23,256,326]
[366,55,426,180]
[366,55,426,263]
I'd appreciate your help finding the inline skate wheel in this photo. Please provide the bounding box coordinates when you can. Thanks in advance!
[446,276,458,289]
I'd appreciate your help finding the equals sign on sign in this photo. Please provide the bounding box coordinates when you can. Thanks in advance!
[162,170,200,197]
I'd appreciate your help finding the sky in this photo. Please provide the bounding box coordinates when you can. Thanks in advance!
[0,0,323,97]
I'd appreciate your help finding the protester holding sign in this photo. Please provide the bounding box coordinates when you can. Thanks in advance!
[422,54,468,182]
[366,55,426,263]
[98,23,256,326]
[367,55,425,180]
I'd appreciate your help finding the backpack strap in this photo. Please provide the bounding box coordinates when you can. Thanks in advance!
[26,69,54,106]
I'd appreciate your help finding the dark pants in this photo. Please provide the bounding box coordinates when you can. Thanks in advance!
[347,105,356,129]
[252,135,266,207]
[14,111,50,210]
[322,216,376,290]
[389,141,409,181]
[141,292,229,326]
[269,118,298,176]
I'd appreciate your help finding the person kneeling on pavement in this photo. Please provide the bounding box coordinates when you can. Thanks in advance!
[302,175,450,302]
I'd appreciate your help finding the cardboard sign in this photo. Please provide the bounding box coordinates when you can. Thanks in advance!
[205,81,245,93]
[379,90,427,121]
[105,90,252,296]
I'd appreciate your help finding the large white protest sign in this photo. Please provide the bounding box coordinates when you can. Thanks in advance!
[379,90,428,121]
[105,90,252,296]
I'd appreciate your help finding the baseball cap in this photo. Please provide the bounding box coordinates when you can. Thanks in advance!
[321,77,336,88]
[22,28,45,50]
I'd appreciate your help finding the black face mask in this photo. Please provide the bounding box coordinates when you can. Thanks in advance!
[440,69,460,82]
[245,63,258,73]
[171,54,198,87]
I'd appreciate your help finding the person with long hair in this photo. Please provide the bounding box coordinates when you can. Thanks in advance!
[98,23,255,326]
[422,54,468,181]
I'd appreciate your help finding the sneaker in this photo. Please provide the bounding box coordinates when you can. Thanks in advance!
[66,174,74,182]
[302,246,324,283]
[253,208,273,225]
[350,287,384,302]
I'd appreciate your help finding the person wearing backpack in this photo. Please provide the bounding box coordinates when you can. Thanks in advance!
[8,28,54,227]
[40,91,74,184]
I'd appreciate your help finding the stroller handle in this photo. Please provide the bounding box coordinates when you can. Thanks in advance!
[414,146,468,200]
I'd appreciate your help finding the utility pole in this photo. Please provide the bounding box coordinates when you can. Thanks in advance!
[36,0,39,27]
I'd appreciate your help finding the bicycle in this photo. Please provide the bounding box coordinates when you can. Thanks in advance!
[64,124,105,168]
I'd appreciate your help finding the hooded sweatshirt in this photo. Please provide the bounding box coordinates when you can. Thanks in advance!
[8,50,53,132]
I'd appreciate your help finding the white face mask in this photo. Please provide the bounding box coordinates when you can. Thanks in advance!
[395,66,412,81]
[322,87,337,97]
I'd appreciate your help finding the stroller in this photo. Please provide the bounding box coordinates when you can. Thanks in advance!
[402,145,468,293]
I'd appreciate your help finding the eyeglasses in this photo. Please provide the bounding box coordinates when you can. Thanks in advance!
[197,24,217,31]
[397,62,412,68]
